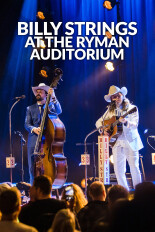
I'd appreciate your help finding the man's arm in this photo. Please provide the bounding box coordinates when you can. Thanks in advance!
[50,98,62,115]
[95,109,109,130]
[120,106,139,129]
[48,88,62,115]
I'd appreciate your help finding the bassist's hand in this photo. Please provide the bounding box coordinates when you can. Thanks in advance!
[48,88,56,98]
[32,127,41,135]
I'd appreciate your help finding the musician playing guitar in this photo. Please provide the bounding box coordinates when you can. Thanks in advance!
[96,85,143,190]
[25,83,62,185]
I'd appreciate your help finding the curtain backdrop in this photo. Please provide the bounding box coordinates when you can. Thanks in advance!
[0,0,155,184]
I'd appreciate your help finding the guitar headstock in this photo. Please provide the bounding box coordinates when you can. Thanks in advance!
[128,107,137,114]
[50,68,63,89]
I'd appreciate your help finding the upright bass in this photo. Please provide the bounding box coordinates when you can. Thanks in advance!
[33,68,67,188]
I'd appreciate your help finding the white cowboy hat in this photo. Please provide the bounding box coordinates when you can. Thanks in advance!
[32,83,50,96]
[104,85,128,102]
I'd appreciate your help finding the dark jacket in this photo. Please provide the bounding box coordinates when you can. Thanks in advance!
[19,198,66,232]
[77,200,108,232]
[25,101,62,147]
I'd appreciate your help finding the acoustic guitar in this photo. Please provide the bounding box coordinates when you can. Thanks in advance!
[103,106,137,146]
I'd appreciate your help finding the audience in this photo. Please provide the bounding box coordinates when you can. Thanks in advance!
[0,182,11,220]
[107,184,129,208]
[48,208,79,232]
[91,221,110,232]
[61,183,87,214]
[0,187,38,232]
[1,176,155,232]
[109,182,155,232]
[0,183,11,194]
[132,182,155,232]
[19,175,66,232]
[77,181,108,232]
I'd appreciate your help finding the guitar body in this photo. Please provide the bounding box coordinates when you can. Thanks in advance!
[34,115,67,189]
[104,116,123,146]
[103,107,137,147]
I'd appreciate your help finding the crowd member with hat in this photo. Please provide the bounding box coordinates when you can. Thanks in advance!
[96,85,143,190]
[25,83,62,184]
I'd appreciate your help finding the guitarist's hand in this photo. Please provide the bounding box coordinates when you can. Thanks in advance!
[119,117,127,124]
[104,129,110,136]
[32,127,41,135]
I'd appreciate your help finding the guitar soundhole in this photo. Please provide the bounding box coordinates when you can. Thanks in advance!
[109,125,113,134]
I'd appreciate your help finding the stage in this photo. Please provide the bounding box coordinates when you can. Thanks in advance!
[0,0,155,188]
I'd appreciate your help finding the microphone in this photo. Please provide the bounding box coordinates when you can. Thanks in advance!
[111,100,116,107]
[14,131,21,135]
[14,95,26,100]
[14,131,26,144]
[149,135,155,138]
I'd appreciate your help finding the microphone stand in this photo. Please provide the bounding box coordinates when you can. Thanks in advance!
[83,106,111,197]
[20,133,26,182]
[9,98,22,183]
[15,131,26,182]
[84,128,98,197]
[9,99,21,183]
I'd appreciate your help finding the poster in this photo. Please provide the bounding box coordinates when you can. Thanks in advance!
[0,0,155,190]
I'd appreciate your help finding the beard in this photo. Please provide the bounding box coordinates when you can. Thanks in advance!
[36,94,44,101]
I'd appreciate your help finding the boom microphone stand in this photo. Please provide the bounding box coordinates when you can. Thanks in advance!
[14,131,26,182]
[9,99,20,183]
[9,95,25,182]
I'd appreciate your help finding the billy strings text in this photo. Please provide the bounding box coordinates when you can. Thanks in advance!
[18,21,137,61]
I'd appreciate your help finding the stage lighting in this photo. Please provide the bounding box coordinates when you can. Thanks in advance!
[105,61,115,71]
[39,66,50,78]
[105,31,112,39]
[36,11,45,20]
[109,154,114,164]
[144,129,149,134]
[39,39,46,49]
[103,0,118,10]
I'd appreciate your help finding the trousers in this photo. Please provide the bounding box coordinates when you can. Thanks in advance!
[27,147,35,185]
[112,142,141,190]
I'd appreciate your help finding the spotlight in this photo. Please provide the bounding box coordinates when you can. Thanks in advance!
[39,39,46,49]
[105,61,115,71]
[105,31,112,39]
[144,129,149,134]
[39,66,50,78]
[109,154,114,164]
[103,0,118,10]
[36,11,45,20]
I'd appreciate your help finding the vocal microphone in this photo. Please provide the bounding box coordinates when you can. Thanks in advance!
[149,135,155,138]
[14,131,21,135]
[14,131,26,144]
[111,100,116,106]
[14,95,26,100]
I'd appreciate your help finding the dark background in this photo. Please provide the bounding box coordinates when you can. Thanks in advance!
[0,0,155,186]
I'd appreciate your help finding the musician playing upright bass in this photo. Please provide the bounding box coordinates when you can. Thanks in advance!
[25,83,62,185]
[95,85,143,190]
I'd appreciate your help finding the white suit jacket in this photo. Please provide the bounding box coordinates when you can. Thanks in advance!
[95,104,143,151]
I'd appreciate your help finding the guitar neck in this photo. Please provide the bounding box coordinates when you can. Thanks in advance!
[112,110,131,127]
[34,93,51,153]
[112,107,137,128]
[39,94,51,138]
